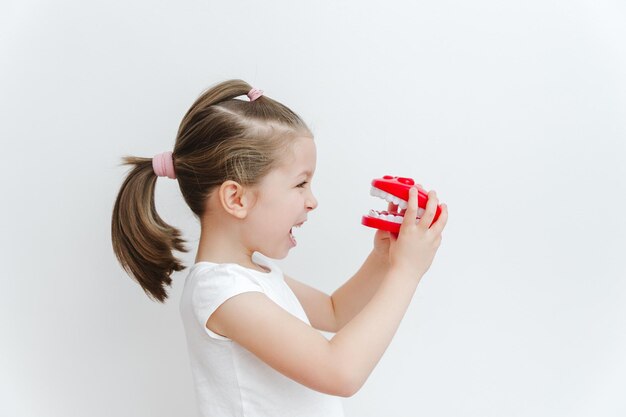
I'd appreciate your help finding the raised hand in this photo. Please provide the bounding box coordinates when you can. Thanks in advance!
[388,187,448,280]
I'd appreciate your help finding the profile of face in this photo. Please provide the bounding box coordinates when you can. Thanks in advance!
[244,136,318,259]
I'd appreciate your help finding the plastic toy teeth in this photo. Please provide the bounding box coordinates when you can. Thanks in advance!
[361,175,442,233]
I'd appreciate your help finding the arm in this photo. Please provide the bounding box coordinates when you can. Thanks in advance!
[208,266,421,397]
[284,234,391,333]
[284,275,338,333]
[330,249,390,331]
[328,199,406,330]
[284,250,388,333]
[209,189,447,396]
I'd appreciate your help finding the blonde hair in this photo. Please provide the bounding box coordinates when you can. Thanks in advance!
[111,79,312,302]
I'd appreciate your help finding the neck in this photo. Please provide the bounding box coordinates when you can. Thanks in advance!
[195,218,263,272]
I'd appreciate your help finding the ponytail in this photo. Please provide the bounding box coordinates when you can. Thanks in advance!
[111,156,188,302]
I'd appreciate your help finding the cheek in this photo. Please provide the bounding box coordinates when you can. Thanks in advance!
[256,193,301,220]
[259,198,289,220]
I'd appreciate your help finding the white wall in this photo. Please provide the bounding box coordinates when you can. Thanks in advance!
[2,1,625,416]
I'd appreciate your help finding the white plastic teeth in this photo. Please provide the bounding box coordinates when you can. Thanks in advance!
[367,185,427,222]
[368,210,404,224]
[370,186,408,209]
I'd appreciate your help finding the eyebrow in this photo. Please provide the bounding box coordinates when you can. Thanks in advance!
[297,170,313,178]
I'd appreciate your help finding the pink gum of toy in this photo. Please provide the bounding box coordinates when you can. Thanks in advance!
[361,175,442,233]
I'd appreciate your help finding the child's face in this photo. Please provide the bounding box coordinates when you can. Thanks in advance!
[245,136,318,259]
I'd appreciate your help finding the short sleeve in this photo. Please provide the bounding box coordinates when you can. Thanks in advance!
[191,265,265,340]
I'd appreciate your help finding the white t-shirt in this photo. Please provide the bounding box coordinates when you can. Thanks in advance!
[179,252,345,417]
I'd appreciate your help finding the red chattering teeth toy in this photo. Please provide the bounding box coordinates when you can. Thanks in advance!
[361,175,442,233]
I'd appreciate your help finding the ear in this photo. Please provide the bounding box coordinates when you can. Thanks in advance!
[218,181,255,219]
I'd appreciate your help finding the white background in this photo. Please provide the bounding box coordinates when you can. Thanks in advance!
[2,1,625,416]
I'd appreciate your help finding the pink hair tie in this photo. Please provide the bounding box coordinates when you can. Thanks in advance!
[247,87,264,102]
[152,151,176,179]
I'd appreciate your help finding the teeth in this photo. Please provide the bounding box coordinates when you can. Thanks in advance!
[370,186,408,207]
[368,187,425,225]
[366,210,404,224]
[387,214,403,224]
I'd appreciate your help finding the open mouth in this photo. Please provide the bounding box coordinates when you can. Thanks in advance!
[289,222,304,246]
[361,176,431,233]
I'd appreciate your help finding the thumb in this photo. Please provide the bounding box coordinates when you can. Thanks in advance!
[375,229,390,240]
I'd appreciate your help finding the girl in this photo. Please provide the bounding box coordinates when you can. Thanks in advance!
[111,79,448,417]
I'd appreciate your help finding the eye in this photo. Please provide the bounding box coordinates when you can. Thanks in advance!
[296,181,308,188]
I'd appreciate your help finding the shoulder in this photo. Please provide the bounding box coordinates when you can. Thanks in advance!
[190,262,266,295]
[187,263,266,340]
[190,262,254,287]
[188,262,264,308]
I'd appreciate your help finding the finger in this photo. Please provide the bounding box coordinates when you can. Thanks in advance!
[398,186,419,213]
[417,190,439,230]
[400,186,418,230]
[429,203,448,235]
[375,229,391,240]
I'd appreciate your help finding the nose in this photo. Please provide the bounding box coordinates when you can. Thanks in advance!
[306,189,318,211]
